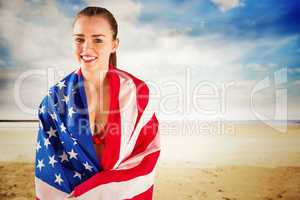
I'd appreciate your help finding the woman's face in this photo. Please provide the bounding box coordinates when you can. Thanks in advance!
[73,15,118,71]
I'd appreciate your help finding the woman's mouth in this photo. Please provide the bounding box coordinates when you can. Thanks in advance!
[80,55,98,63]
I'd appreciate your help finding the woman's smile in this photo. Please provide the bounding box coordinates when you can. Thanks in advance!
[80,54,98,63]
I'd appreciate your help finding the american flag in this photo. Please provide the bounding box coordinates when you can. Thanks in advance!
[35,65,160,200]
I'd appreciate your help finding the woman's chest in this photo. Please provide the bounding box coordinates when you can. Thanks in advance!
[85,86,110,134]
[85,88,110,160]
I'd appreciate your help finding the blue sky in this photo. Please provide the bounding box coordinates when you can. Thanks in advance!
[138,0,300,72]
[0,0,299,120]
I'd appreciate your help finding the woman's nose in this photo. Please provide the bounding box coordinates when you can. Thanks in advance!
[83,40,92,50]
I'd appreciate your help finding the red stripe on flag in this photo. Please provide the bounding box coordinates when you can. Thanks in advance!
[116,68,149,128]
[101,68,122,170]
[73,151,160,197]
[125,185,154,200]
[128,114,159,159]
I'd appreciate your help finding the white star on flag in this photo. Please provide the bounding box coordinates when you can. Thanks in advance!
[44,137,51,149]
[57,80,66,90]
[47,90,52,97]
[59,151,69,163]
[39,121,43,129]
[36,141,41,152]
[54,173,64,185]
[72,88,77,95]
[63,95,70,104]
[50,112,58,121]
[37,159,45,171]
[71,137,78,145]
[47,127,57,138]
[83,161,93,172]
[48,155,58,167]
[39,105,45,114]
[67,149,78,160]
[60,123,67,133]
[73,171,82,180]
[68,107,76,118]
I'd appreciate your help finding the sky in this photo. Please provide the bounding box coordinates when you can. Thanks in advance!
[0,0,299,121]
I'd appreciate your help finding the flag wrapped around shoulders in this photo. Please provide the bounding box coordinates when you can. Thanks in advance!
[35,64,160,200]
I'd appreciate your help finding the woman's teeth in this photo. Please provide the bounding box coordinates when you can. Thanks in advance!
[81,55,97,62]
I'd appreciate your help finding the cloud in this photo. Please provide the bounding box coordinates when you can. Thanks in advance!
[0,0,77,71]
[245,63,278,73]
[85,0,141,24]
[292,80,300,85]
[0,58,5,67]
[211,0,242,12]
[288,67,300,74]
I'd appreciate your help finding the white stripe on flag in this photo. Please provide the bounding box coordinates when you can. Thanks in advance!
[77,168,156,200]
[120,99,156,168]
[35,177,68,200]
[114,74,138,169]
[116,130,160,170]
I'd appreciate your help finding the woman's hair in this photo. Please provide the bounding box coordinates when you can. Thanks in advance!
[74,6,118,67]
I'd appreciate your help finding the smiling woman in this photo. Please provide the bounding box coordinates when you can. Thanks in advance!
[34,6,160,200]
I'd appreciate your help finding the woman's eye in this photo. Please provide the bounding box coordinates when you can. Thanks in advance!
[94,38,103,43]
[75,38,84,43]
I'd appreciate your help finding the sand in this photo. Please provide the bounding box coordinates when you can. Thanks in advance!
[0,162,300,200]
[0,162,34,199]
[155,166,300,200]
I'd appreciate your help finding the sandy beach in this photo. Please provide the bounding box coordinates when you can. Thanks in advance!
[0,121,300,199]
[1,162,300,200]
[155,166,300,200]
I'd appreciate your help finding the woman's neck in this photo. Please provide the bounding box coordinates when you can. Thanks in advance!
[81,67,108,90]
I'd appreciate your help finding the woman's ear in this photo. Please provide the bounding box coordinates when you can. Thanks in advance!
[111,38,119,53]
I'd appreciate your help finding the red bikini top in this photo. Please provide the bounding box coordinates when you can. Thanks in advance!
[92,124,108,145]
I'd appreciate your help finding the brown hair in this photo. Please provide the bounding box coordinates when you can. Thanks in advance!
[74,6,118,67]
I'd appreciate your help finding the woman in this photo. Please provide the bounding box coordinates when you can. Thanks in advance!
[35,6,160,200]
